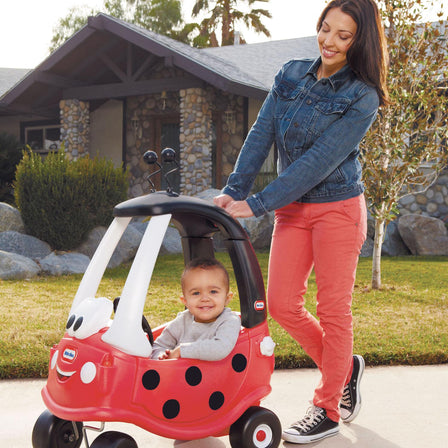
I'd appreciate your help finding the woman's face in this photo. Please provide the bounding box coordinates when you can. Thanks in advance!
[317,7,357,77]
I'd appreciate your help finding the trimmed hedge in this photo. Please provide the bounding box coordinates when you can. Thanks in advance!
[14,149,129,250]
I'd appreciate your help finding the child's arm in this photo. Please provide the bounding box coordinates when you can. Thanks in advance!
[150,318,181,359]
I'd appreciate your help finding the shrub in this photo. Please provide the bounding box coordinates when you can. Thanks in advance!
[14,149,129,250]
[0,132,23,204]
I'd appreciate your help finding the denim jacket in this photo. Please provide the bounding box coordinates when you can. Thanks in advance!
[222,58,379,217]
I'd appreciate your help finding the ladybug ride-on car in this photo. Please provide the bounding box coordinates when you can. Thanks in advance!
[32,148,281,448]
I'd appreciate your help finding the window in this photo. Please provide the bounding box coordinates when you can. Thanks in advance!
[22,121,61,154]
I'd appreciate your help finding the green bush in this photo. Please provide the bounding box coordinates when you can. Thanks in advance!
[0,132,23,204]
[14,149,129,250]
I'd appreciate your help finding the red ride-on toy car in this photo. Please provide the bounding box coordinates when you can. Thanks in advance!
[32,149,281,448]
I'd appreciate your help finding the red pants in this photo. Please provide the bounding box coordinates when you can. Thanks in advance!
[267,195,367,422]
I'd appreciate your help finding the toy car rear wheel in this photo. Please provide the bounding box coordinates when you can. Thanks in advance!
[32,409,83,448]
[229,406,281,448]
[90,431,138,448]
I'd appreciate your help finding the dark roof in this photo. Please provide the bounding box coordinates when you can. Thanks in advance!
[0,68,31,98]
[0,13,319,117]
[203,37,318,90]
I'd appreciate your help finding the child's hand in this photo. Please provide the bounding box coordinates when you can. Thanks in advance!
[158,347,181,359]
[158,349,171,360]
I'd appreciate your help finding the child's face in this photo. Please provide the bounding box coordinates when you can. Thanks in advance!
[181,267,233,323]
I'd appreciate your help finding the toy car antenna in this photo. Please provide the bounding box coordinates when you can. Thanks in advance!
[143,148,180,195]
[143,150,161,193]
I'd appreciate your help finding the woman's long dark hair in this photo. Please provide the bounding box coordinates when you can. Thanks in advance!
[317,0,390,105]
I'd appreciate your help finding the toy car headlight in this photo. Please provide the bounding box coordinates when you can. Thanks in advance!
[260,336,276,356]
[66,297,113,340]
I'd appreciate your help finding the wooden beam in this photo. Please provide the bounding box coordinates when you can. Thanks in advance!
[0,102,58,118]
[63,77,204,100]
[131,54,157,81]
[99,53,127,82]
[33,71,87,88]
[73,37,120,80]
[126,42,133,79]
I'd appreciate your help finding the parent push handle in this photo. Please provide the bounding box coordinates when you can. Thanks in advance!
[70,217,131,315]
[102,214,171,357]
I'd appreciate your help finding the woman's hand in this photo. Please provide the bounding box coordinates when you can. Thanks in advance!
[213,194,254,218]
[213,194,233,208]
[225,200,254,218]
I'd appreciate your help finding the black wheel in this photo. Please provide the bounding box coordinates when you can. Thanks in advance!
[229,406,281,448]
[90,431,138,448]
[32,409,83,448]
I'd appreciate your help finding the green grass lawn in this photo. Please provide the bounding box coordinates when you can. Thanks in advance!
[0,254,447,379]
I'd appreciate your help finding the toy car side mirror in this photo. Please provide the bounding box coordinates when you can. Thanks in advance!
[161,148,176,163]
[143,150,159,165]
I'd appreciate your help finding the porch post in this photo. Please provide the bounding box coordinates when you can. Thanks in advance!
[179,88,213,195]
[59,99,90,161]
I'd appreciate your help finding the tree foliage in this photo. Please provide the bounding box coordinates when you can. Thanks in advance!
[50,0,273,51]
[191,0,271,47]
[360,0,448,288]
[50,0,197,51]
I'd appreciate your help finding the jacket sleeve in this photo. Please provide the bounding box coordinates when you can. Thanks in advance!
[221,67,284,201]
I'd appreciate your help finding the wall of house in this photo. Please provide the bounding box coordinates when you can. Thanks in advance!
[217,91,245,188]
[247,97,277,191]
[0,116,21,138]
[0,113,51,141]
[90,99,123,167]
[248,98,262,128]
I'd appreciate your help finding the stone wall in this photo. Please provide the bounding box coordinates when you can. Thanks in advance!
[59,99,90,161]
[398,168,448,223]
[179,88,213,195]
[125,85,245,197]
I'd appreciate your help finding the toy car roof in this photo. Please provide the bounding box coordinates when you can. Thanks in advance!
[114,191,267,329]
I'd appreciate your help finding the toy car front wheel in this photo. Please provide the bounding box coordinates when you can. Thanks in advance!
[90,431,138,448]
[32,409,83,448]
[229,406,281,448]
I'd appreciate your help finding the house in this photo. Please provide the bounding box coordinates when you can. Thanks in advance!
[0,13,318,197]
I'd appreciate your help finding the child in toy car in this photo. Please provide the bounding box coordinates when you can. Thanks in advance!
[32,150,281,448]
[151,258,241,361]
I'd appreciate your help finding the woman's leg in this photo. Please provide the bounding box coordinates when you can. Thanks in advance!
[268,197,366,423]
[267,202,325,367]
[310,196,367,422]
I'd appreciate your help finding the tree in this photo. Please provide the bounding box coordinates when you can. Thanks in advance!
[191,0,271,47]
[361,0,448,289]
[50,0,195,51]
